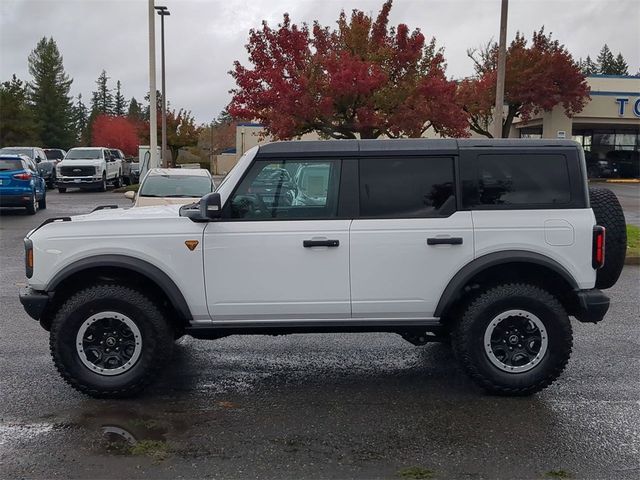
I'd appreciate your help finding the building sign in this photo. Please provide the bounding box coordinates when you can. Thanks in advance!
[615,97,640,117]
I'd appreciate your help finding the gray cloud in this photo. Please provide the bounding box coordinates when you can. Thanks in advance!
[2,0,639,124]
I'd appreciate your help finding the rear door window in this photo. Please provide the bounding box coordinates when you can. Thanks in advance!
[465,154,571,207]
[359,157,455,218]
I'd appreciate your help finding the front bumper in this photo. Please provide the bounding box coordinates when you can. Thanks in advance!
[0,193,32,207]
[574,289,610,323]
[19,287,51,321]
[56,176,102,188]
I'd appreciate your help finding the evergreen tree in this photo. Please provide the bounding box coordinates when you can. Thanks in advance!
[27,37,75,148]
[612,53,629,75]
[596,44,616,74]
[0,74,38,146]
[127,97,144,121]
[580,55,599,75]
[114,80,126,116]
[73,94,89,144]
[91,70,114,115]
[144,90,163,121]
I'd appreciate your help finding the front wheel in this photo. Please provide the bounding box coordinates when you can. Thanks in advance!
[50,285,174,398]
[99,173,107,192]
[452,283,572,396]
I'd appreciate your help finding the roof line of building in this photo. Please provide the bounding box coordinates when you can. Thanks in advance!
[590,91,640,96]
[587,74,640,79]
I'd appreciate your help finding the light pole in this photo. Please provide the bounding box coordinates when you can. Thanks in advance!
[493,0,509,138]
[155,5,170,167]
[147,0,158,172]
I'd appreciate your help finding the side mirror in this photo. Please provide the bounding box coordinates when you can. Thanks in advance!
[200,192,222,220]
[124,191,136,201]
[35,157,41,163]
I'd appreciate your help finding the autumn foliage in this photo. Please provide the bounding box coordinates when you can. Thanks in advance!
[457,28,590,138]
[91,114,139,155]
[229,0,468,139]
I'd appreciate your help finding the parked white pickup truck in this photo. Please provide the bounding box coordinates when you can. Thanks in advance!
[55,147,122,192]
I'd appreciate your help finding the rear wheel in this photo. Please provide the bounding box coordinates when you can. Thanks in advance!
[452,283,572,396]
[50,285,174,398]
[113,173,122,188]
[58,187,67,193]
[588,187,627,289]
[26,192,38,215]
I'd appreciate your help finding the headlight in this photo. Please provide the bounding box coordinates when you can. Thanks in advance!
[96,166,101,174]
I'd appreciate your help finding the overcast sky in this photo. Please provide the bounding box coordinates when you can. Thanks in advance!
[1,0,639,124]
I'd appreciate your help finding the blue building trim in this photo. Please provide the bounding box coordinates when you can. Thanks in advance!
[237,122,264,127]
[590,91,640,96]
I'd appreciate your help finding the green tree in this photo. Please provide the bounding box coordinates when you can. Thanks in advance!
[114,80,126,116]
[91,70,114,115]
[27,37,75,148]
[144,90,163,121]
[127,97,144,122]
[0,74,38,146]
[579,55,599,75]
[166,108,200,166]
[612,53,629,75]
[73,93,89,144]
[596,44,616,74]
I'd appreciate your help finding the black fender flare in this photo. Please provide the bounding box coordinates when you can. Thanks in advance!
[434,250,579,317]
[46,254,192,322]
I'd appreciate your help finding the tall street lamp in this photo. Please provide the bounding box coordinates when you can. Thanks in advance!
[147,0,158,172]
[155,5,170,167]
[494,0,509,138]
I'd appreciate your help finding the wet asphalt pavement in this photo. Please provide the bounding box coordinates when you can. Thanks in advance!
[0,189,639,480]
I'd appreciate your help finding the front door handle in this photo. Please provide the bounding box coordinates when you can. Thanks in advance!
[427,237,463,246]
[303,239,340,248]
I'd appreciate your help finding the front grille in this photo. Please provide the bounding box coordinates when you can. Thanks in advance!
[60,166,95,177]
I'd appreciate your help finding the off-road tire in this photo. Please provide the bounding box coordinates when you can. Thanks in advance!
[26,192,37,215]
[50,284,173,398]
[589,187,627,289]
[38,191,46,209]
[58,187,67,193]
[452,283,572,396]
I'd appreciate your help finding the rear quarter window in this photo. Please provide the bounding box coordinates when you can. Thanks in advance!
[462,153,572,208]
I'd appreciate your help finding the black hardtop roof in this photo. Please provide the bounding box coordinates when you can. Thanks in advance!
[256,138,579,157]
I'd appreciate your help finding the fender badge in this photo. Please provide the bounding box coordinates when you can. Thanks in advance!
[185,240,199,251]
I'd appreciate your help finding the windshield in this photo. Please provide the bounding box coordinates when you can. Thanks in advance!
[44,149,65,160]
[139,175,213,198]
[0,147,33,159]
[65,149,102,160]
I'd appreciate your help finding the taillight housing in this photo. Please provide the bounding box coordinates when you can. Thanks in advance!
[24,238,33,278]
[592,226,605,269]
[13,172,32,181]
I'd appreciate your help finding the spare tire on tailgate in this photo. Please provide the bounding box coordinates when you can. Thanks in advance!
[589,187,627,289]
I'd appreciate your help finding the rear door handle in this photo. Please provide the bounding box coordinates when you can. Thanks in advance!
[427,237,463,246]
[303,239,340,248]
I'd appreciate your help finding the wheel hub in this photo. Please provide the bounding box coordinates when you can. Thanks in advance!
[484,309,548,373]
[76,312,142,376]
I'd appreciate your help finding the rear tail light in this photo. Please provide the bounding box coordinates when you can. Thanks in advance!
[13,172,32,181]
[592,226,605,269]
[24,238,33,278]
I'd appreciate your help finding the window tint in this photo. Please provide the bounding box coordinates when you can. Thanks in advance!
[469,154,571,206]
[359,157,455,218]
[65,149,102,159]
[0,159,24,171]
[229,159,340,219]
[140,175,213,197]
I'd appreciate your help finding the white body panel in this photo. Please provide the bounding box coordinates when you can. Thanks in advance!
[28,205,210,321]
[350,212,474,318]
[472,209,597,289]
[203,220,351,321]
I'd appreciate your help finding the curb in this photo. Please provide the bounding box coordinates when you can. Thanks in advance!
[606,179,640,184]
[625,256,640,265]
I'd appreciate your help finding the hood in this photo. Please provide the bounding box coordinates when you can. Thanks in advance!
[74,203,183,222]
[134,196,201,208]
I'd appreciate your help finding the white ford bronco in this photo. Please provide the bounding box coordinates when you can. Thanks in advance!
[55,147,123,193]
[20,139,627,398]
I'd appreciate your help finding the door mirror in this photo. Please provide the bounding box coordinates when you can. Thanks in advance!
[200,192,222,220]
[35,157,41,163]
[124,191,136,201]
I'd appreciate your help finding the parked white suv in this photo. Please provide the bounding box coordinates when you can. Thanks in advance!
[20,139,626,398]
[56,147,122,192]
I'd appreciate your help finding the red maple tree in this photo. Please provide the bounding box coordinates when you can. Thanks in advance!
[91,114,139,155]
[457,28,590,138]
[229,0,468,139]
